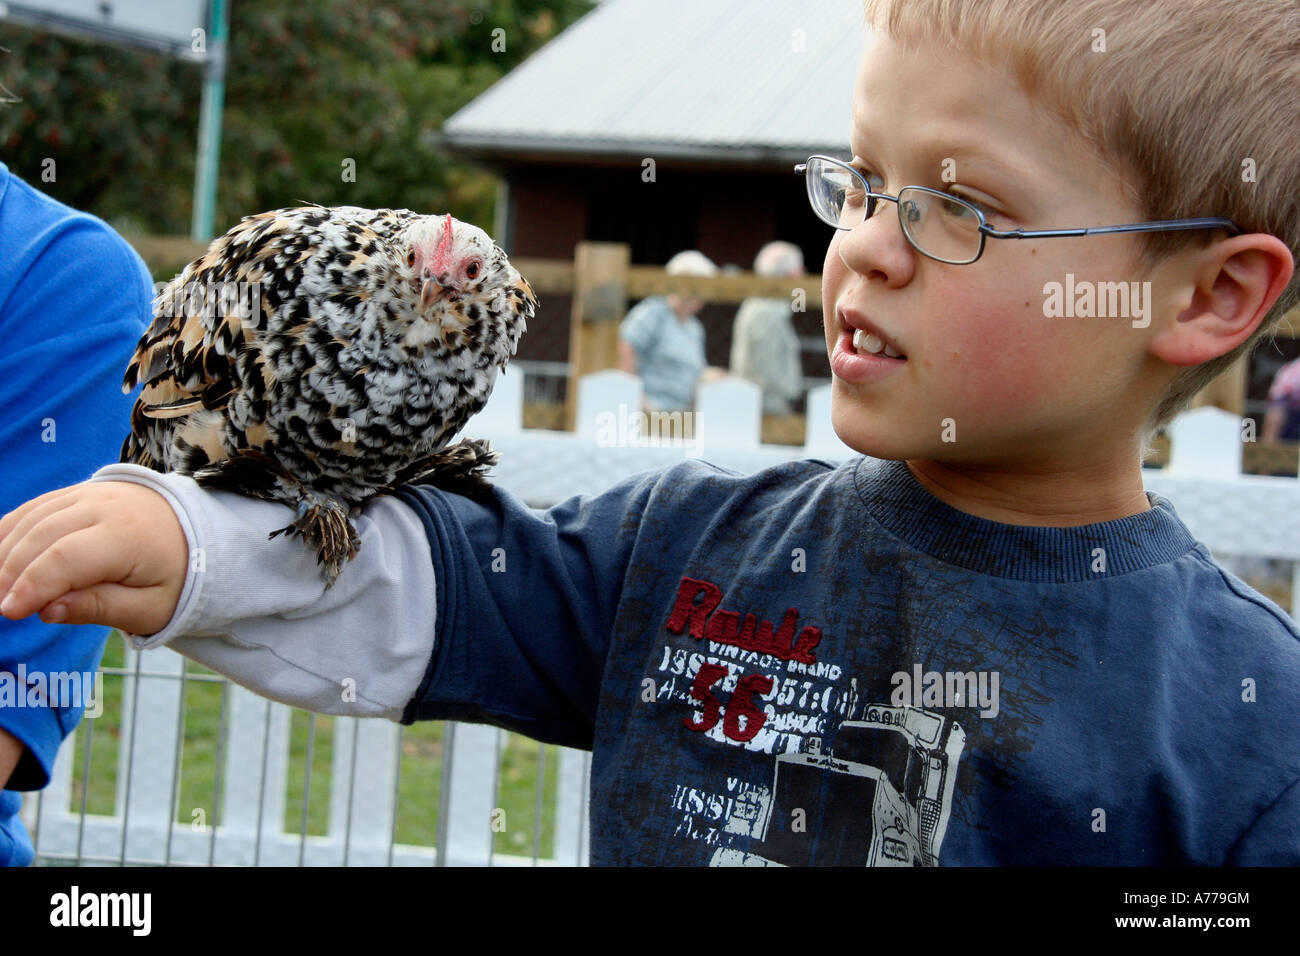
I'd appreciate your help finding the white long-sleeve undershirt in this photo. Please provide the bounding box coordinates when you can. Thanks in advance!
[88,464,436,721]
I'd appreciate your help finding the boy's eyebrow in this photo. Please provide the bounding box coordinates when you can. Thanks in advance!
[850,129,1047,194]
[936,146,1045,192]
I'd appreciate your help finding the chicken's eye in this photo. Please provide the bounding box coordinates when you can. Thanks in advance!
[465,261,480,280]
[406,250,416,268]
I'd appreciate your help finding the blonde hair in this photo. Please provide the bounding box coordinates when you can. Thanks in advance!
[862,0,1300,436]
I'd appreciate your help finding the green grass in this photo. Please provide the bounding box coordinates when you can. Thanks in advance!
[64,632,564,861]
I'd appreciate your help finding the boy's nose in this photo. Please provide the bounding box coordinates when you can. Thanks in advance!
[836,214,916,287]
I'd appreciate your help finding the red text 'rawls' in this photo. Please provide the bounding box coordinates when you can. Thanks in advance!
[665,576,821,664]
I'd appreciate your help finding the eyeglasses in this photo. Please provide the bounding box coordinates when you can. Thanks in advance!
[795,154,1243,265]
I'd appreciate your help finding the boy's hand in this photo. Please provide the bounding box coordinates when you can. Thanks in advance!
[0,482,189,635]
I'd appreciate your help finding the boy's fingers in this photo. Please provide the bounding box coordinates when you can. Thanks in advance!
[39,583,171,635]
[0,491,83,588]
[0,486,76,544]
[0,502,96,602]
[0,526,121,621]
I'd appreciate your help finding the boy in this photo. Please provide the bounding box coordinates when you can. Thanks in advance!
[1,0,1298,864]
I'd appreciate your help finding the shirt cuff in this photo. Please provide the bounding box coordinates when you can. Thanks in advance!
[87,464,207,647]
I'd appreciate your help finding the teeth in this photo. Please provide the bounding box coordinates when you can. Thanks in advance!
[853,329,884,353]
[852,328,903,358]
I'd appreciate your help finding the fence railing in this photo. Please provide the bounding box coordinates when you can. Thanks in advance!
[24,369,1300,866]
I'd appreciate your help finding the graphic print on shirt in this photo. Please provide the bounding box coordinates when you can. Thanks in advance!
[654,575,968,866]
[708,707,966,866]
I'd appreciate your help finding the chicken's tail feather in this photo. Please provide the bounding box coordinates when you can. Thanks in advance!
[387,437,498,501]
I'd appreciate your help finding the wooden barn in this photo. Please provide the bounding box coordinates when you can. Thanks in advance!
[439,0,863,402]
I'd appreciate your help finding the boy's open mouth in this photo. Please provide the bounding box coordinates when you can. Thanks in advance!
[851,328,906,360]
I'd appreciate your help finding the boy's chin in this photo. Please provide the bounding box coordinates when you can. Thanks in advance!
[829,421,913,461]
[831,418,988,464]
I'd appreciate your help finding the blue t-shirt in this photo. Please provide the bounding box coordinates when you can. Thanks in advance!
[0,161,152,866]
[619,296,706,411]
[394,455,1300,865]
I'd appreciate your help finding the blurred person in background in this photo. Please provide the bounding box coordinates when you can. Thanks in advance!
[0,156,152,866]
[730,240,805,415]
[618,250,726,412]
[1262,355,1300,442]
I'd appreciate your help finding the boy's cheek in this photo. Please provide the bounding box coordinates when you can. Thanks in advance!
[963,372,1056,425]
[930,326,1066,420]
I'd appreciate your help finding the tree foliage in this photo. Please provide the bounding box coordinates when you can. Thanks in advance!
[0,0,592,235]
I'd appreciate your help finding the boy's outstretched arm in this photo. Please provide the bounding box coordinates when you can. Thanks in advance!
[3,453,688,743]
[0,465,438,719]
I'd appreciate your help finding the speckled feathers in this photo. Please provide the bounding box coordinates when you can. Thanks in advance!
[120,204,536,582]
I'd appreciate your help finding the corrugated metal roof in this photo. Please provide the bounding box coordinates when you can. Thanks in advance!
[443,0,863,162]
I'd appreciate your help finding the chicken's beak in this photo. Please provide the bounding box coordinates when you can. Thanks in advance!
[421,278,443,308]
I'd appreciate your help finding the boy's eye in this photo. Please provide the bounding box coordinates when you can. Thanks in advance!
[851,166,885,192]
[843,166,884,212]
[948,191,996,221]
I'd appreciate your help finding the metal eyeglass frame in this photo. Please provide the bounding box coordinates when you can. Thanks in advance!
[795,154,1243,265]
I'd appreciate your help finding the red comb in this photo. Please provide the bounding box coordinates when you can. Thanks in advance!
[431,214,454,276]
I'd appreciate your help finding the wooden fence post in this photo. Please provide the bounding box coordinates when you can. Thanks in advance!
[565,242,630,431]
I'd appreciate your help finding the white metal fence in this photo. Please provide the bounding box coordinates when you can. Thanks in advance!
[22,369,1300,865]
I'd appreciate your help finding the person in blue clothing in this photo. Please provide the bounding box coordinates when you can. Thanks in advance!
[2,0,1300,865]
[1262,353,1300,443]
[0,159,152,865]
[617,250,727,413]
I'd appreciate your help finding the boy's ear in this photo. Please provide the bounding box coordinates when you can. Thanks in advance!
[1147,234,1294,367]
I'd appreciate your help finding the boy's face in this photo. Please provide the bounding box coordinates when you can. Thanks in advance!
[823,31,1174,468]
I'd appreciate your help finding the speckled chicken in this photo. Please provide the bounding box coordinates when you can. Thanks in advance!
[120,205,537,584]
